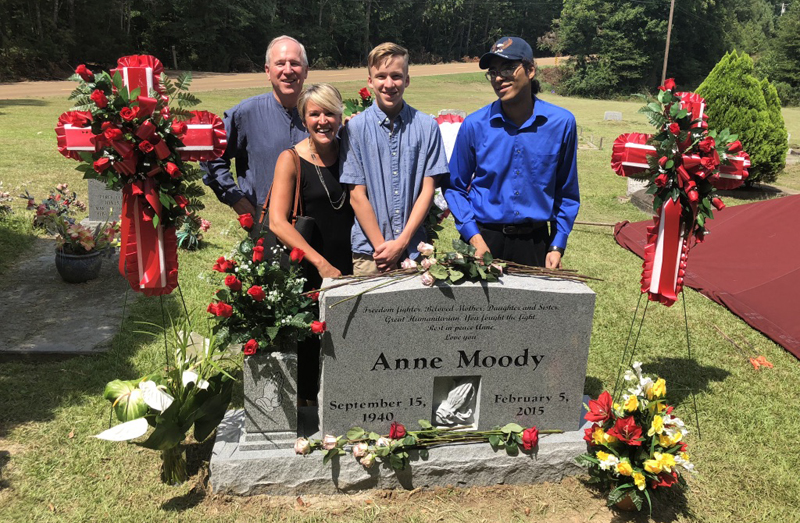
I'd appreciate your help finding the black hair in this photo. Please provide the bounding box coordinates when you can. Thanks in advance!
[522,59,541,94]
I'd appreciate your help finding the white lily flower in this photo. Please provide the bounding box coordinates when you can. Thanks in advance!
[139,380,174,412]
[598,453,620,471]
[182,370,210,390]
[94,418,149,441]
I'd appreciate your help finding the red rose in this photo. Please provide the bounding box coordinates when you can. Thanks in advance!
[389,421,406,439]
[171,121,187,135]
[658,156,668,167]
[90,89,108,108]
[165,162,181,179]
[687,188,699,202]
[359,87,371,101]
[606,416,643,446]
[727,140,743,154]
[93,157,111,173]
[290,247,305,263]
[668,122,680,134]
[252,245,264,263]
[103,127,123,141]
[311,320,326,334]
[120,107,138,122]
[521,427,539,450]
[663,78,676,91]
[243,339,259,356]
[212,256,236,272]
[309,292,320,301]
[75,64,93,82]
[711,197,725,211]
[248,285,266,301]
[585,391,613,423]
[138,140,155,154]
[256,238,264,246]
[224,275,242,291]
[214,302,233,317]
[700,156,717,170]
[238,213,254,230]
[698,137,715,153]
[206,302,218,315]
[174,194,189,209]
[654,172,669,187]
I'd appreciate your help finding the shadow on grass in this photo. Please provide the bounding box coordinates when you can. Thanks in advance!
[0,99,48,108]
[0,450,10,489]
[643,357,730,409]
[0,292,189,439]
[0,215,35,277]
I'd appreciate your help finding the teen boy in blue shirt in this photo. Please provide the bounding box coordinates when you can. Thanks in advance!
[340,42,449,275]
[444,37,580,269]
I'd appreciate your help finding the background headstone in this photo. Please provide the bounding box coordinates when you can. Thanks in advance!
[242,350,298,450]
[604,111,623,121]
[319,275,595,436]
[86,179,122,225]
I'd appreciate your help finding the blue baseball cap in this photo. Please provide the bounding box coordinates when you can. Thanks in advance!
[479,36,534,69]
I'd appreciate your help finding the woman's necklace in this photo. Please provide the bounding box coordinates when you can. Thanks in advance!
[308,137,346,210]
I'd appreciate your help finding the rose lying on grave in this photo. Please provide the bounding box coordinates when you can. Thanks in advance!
[576,362,694,512]
[295,420,560,470]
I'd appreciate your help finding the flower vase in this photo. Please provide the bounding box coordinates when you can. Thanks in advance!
[614,493,638,511]
[55,249,103,283]
[160,445,188,485]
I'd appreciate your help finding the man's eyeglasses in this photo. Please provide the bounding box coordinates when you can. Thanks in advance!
[484,63,522,82]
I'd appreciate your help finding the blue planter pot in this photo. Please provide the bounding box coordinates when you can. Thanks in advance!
[55,249,103,283]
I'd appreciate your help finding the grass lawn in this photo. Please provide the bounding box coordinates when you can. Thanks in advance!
[1,74,798,522]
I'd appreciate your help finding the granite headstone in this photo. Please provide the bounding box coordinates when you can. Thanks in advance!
[87,179,122,224]
[319,275,595,436]
[604,111,623,121]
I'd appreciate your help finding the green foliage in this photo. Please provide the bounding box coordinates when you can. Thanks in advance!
[696,51,788,184]
[759,1,800,106]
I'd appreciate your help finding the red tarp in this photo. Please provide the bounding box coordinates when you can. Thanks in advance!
[614,194,800,360]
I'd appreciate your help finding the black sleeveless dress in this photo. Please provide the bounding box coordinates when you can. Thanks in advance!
[298,156,354,290]
[296,154,353,402]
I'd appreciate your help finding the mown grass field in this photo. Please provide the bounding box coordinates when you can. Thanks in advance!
[1,74,799,522]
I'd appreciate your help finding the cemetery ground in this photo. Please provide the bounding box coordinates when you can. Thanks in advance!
[1,74,799,522]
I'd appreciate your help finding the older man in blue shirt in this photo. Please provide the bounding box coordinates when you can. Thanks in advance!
[444,37,579,269]
[202,36,309,220]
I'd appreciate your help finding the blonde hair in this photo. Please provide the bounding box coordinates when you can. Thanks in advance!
[298,84,344,119]
[367,42,409,72]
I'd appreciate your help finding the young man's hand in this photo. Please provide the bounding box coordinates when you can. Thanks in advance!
[545,250,563,269]
[373,239,406,271]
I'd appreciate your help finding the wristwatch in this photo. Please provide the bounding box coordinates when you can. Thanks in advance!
[547,246,565,256]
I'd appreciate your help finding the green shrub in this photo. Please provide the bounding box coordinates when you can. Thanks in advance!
[696,51,787,184]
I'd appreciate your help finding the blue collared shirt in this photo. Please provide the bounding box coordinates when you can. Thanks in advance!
[443,97,580,250]
[340,103,449,256]
[201,93,308,208]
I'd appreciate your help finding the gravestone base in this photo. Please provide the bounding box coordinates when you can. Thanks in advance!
[209,409,592,496]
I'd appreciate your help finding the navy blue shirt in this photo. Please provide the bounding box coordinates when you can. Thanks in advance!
[340,103,449,257]
[444,97,580,250]
[201,93,308,208]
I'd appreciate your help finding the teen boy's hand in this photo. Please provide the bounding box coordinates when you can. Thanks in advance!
[373,239,405,271]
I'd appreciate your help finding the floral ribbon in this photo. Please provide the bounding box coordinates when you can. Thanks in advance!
[712,152,751,190]
[610,133,656,178]
[119,181,178,296]
[111,55,164,97]
[55,111,96,160]
[676,92,708,130]
[640,198,688,306]
[175,111,227,162]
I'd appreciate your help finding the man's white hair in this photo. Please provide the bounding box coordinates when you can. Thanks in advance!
[265,35,308,68]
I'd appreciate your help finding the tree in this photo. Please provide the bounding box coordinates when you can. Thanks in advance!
[696,51,787,184]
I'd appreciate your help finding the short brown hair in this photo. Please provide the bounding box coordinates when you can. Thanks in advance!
[367,42,409,72]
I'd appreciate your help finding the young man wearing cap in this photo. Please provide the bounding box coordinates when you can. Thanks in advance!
[340,42,449,275]
[443,37,579,269]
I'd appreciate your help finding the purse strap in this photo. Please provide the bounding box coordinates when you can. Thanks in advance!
[258,147,304,230]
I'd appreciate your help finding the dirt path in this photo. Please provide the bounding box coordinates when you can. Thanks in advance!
[0,58,562,99]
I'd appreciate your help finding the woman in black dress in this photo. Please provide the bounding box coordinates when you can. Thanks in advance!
[269,83,354,403]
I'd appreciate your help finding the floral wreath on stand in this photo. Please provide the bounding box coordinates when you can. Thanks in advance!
[55,56,226,296]
[611,78,750,306]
